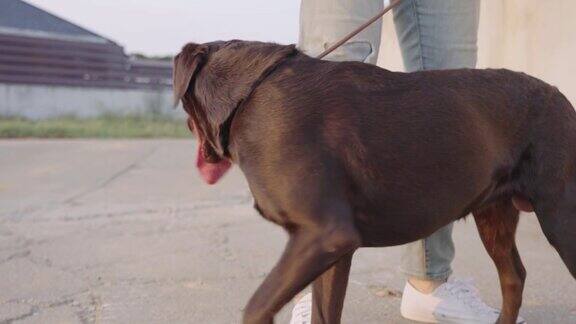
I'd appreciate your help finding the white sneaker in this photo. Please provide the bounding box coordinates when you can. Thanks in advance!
[289,292,312,324]
[401,278,526,323]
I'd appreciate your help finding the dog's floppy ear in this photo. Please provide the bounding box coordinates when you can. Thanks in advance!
[195,43,296,128]
[173,43,208,106]
[181,41,297,158]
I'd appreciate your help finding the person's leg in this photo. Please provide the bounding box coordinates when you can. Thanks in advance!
[393,2,524,323]
[298,0,383,64]
[394,0,479,286]
[393,0,479,72]
[400,224,455,290]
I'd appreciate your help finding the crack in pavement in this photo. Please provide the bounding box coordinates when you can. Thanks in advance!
[0,299,74,324]
[0,306,38,324]
[1,190,252,224]
[0,250,30,265]
[0,204,59,222]
[60,198,251,222]
[1,290,93,324]
[63,145,160,205]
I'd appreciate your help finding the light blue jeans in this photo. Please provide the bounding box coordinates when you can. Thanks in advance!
[299,0,480,280]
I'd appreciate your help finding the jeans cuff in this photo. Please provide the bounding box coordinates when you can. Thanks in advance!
[398,267,452,281]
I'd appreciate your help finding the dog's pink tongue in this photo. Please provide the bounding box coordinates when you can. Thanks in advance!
[196,144,232,185]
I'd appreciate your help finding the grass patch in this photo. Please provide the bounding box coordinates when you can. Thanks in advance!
[0,115,190,138]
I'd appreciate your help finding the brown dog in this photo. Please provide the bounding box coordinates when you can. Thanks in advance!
[173,40,576,324]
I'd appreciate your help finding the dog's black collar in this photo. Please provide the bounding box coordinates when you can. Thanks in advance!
[218,47,298,158]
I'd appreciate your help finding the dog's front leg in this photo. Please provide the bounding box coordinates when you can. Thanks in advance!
[243,220,361,324]
[311,252,353,324]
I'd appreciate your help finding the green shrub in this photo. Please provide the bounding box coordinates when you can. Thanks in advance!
[0,114,190,138]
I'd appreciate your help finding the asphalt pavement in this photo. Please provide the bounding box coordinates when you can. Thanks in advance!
[0,139,574,323]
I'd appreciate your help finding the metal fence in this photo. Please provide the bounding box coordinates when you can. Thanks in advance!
[0,33,172,90]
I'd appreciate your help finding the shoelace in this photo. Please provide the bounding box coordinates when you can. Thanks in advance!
[442,279,499,316]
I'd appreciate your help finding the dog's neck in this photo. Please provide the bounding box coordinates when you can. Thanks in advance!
[193,43,298,160]
[218,52,297,158]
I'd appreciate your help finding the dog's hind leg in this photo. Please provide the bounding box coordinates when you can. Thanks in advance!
[528,89,576,279]
[242,214,361,324]
[533,180,576,279]
[311,252,353,324]
[473,200,525,324]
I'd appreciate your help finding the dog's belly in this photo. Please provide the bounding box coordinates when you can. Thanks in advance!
[355,209,467,247]
[355,188,519,248]
[352,173,506,247]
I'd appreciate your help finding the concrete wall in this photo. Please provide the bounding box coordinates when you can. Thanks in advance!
[0,84,183,119]
[378,0,576,104]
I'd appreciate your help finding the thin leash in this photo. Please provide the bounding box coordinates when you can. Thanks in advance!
[316,0,402,60]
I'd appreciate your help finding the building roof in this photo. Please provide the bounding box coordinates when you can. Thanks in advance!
[0,0,112,43]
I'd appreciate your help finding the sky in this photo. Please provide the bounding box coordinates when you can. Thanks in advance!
[26,0,300,56]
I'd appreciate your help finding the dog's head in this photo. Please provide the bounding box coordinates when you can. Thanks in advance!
[173,40,296,184]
